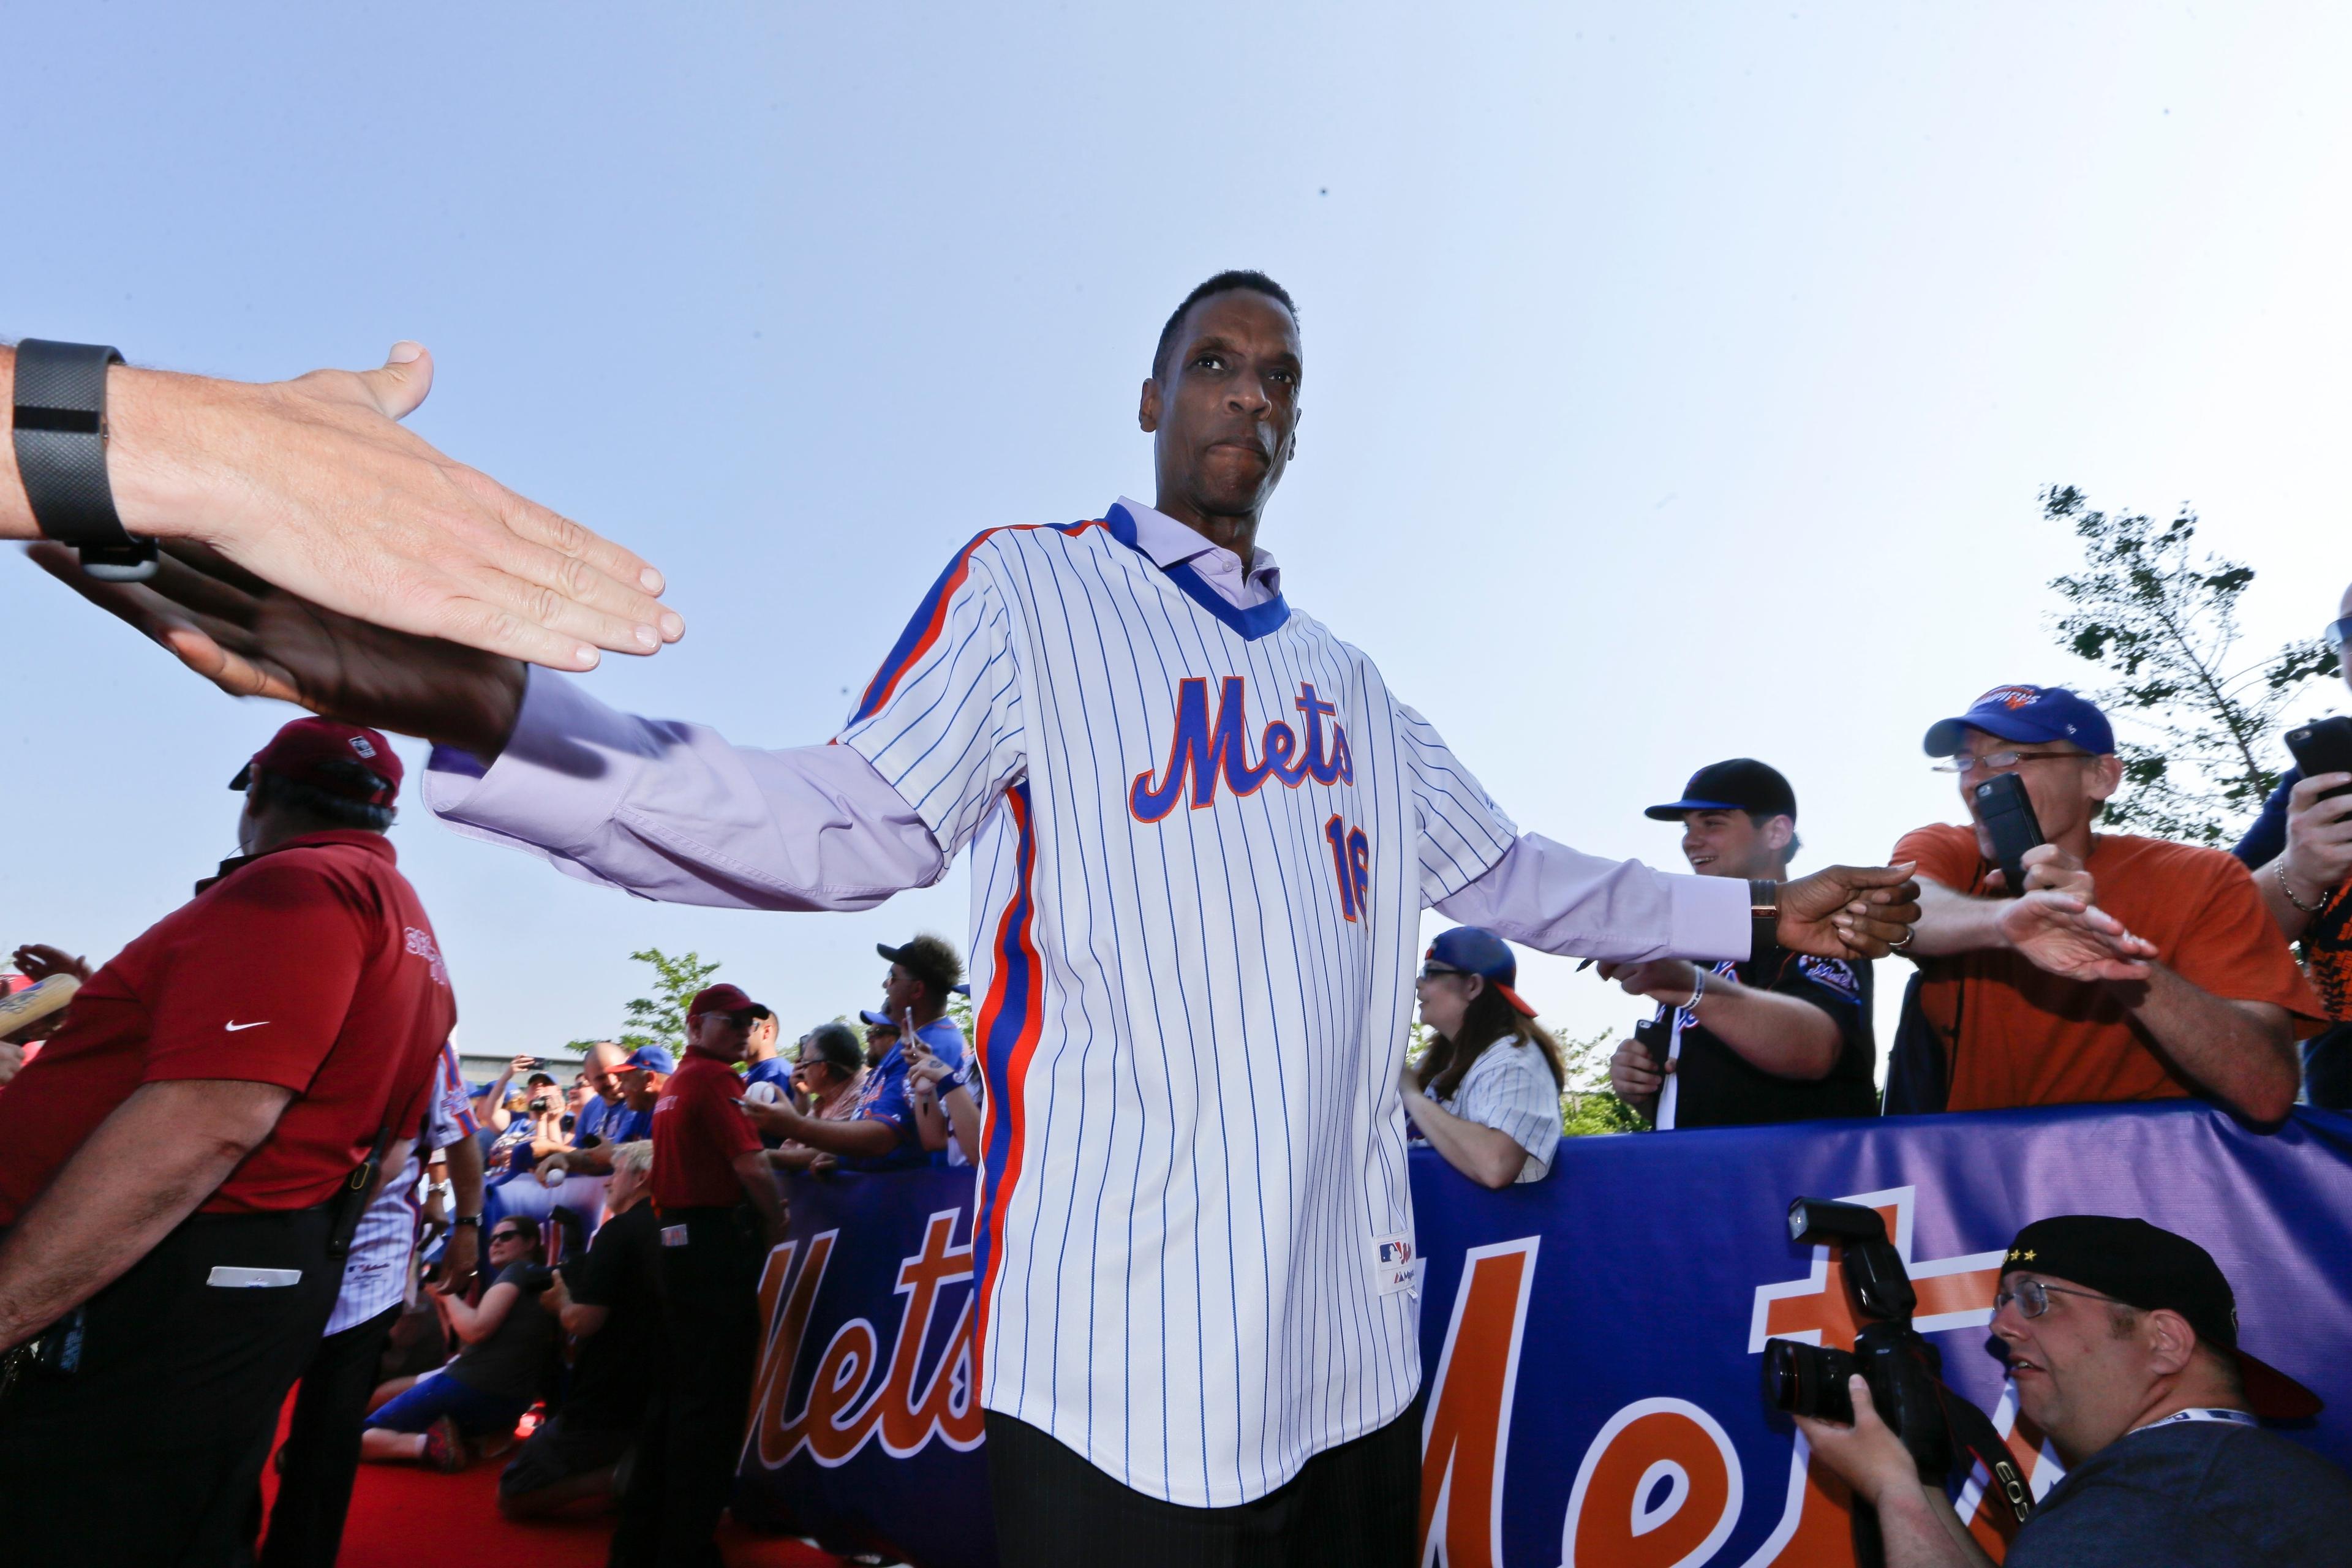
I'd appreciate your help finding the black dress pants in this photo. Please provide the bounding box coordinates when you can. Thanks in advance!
[984,1396,1423,1568]
[0,1207,339,1568]
[609,1205,764,1568]
[253,1301,402,1568]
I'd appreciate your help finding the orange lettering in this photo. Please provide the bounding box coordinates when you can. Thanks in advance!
[1418,1238,1539,1567]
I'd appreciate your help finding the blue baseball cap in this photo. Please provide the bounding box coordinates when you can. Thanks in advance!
[621,1045,676,1074]
[858,1009,900,1031]
[1421,927,1537,1017]
[1923,685,2115,758]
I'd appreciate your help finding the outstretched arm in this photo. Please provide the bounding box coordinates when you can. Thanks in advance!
[30,544,948,910]
[1440,835,1920,963]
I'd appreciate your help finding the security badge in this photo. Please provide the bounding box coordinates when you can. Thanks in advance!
[662,1225,690,1248]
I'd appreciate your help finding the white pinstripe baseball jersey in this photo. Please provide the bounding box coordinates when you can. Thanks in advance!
[1428,1037,1562,1182]
[838,501,1518,1506]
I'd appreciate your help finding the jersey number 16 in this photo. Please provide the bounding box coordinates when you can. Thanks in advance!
[1324,815,1371,923]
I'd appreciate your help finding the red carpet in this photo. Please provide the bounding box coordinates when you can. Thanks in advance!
[259,1404,857,1568]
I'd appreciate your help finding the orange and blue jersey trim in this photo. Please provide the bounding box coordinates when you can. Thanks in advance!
[846,519,1112,728]
[970,782,1044,1372]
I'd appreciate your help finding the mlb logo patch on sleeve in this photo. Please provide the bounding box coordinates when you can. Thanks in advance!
[1374,1233,1419,1297]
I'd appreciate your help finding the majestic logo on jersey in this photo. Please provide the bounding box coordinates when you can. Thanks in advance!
[1129,678,1354,821]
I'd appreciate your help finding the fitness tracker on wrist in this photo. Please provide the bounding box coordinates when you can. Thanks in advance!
[451,1214,484,1229]
[10,339,156,581]
[1749,878,1780,960]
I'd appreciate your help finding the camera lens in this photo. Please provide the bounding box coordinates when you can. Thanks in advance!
[1761,1340,1803,1412]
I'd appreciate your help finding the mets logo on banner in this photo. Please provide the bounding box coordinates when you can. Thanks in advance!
[1417,1186,2060,1568]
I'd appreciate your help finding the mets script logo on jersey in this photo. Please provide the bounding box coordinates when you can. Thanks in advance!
[402,927,449,987]
[1796,955,1862,1002]
[1129,677,1354,821]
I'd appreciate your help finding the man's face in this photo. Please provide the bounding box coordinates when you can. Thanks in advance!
[607,1161,649,1212]
[688,1008,755,1065]
[1953,728,2118,858]
[748,1014,779,1057]
[619,1068,665,1110]
[1991,1270,2158,1458]
[584,1044,627,1102]
[881,963,924,1017]
[864,1025,899,1065]
[1678,810,1787,880]
[1140,291,1303,524]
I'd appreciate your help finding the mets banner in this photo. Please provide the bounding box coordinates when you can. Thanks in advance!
[731,1102,2352,1567]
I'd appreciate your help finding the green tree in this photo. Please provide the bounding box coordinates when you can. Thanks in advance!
[2046,486,2339,846]
[618,948,723,1057]
[1556,1027,1643,1137]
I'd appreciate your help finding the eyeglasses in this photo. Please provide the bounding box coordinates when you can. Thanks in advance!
[2325,616,2352,653]
[1932,750,2085,777]
[1992,1278,2120,1319]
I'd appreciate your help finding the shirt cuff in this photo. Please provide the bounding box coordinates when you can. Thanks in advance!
[425,666,644,860]
[1672,872,1752,964]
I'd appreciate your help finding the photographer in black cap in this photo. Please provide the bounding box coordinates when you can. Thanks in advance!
[1800,1215,2350,1567]
[1605,761,1880,1128]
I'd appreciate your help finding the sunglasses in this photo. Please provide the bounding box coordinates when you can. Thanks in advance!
[490,1229,529,1243]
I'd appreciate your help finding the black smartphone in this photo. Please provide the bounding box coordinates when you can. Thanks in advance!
[2285,717,2352,805]
[1973,773,2045,896]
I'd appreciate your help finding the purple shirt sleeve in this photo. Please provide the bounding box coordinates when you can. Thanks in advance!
[1434,832,1751,964]
[424,667,944,910]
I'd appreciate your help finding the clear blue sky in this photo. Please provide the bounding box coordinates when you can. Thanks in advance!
[5,4,2346,1062]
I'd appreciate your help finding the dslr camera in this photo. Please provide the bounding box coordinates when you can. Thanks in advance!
[1760,1199,1950,1477]
[1760,1198,2034,1552]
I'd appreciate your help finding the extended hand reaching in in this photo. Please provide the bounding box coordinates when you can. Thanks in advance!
[1996,891,2157,981]
[5,343,682,668]
[28,540,527,756]
[1776,865,1923,960]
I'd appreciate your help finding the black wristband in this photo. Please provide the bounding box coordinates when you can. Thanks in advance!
[1749,878,1779,962]
[11,339,156,581]
[451,1214,484,1229]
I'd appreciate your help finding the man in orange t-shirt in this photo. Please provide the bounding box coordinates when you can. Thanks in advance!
[1897,684,2323,1121]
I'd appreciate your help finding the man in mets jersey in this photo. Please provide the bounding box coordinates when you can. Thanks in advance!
[50,271,1920,1565]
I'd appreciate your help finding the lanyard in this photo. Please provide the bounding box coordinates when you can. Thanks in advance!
[1655,962,1737,1133]
[2131,1407,2258,1435]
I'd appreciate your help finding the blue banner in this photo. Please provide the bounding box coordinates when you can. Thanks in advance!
[731,1103,2352,1567]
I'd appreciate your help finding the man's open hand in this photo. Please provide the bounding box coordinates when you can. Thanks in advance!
[29,540,528,755]
[1777,865,1922,959]
[72,344,685,669]
[1996,891,2157,981]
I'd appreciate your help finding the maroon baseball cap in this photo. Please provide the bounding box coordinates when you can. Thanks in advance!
[687,982,767,1020]
[229,718,402,808]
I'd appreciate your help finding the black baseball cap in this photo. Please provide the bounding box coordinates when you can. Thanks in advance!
[2003,1215,2321,1420]
[1645,759,1797,823]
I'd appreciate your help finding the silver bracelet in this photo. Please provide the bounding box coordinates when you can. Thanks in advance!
[1683,968,1708,1012]
[2276,858,2328,918]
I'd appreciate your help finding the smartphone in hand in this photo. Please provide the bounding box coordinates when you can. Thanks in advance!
[1974,773,2045,897]
[2285,717,2352,805]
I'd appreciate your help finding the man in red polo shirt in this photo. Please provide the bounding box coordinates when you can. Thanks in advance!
[0,717,455,1568]
[614,982,787,1568]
